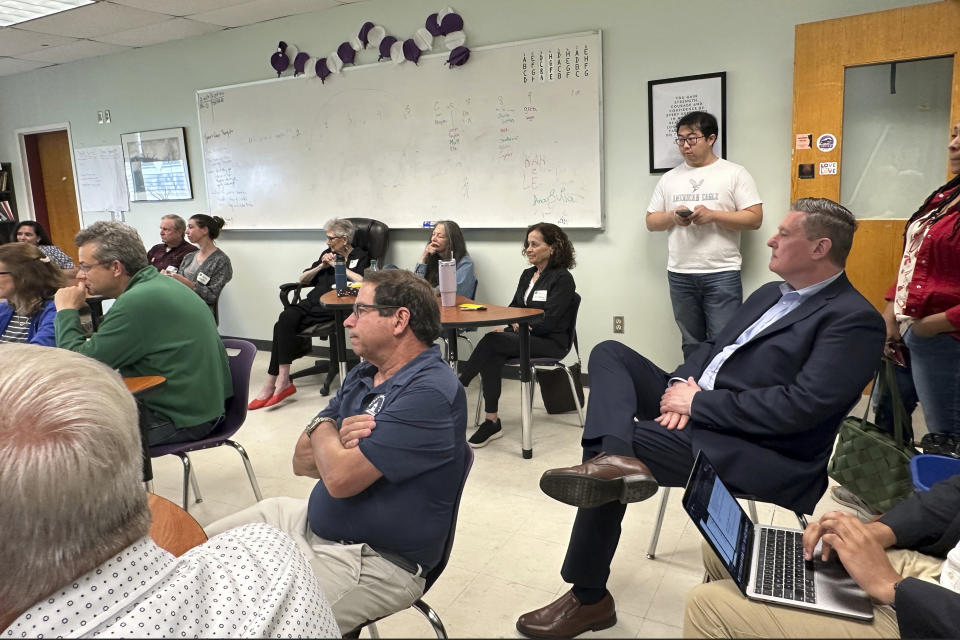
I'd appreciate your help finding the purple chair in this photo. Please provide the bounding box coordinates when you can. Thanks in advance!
[149,338,263,511]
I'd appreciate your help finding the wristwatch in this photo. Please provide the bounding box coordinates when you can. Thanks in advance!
[304,415,336,437]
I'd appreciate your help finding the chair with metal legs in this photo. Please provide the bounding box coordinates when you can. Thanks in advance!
[148,339,263,511]
[342,445,474,639]
[646,486,809,559]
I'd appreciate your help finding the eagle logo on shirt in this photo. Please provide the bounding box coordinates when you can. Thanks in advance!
[690,178,704,192]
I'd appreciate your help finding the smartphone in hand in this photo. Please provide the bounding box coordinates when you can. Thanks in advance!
[676,208,693,218]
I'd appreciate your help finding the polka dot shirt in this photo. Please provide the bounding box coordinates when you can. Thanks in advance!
[3,523,340,638]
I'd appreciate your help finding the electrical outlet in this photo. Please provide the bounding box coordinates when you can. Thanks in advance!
[613,315,624,334]
[104,109,111,123]
[97,111,104,124]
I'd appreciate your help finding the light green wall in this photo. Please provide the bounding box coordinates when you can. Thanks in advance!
[0,0,930,369]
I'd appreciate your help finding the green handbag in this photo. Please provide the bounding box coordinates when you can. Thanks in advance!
[827,358,918,513]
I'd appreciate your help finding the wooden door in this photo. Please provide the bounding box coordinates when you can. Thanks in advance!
[791,1,960,310]
[35,131,80,263]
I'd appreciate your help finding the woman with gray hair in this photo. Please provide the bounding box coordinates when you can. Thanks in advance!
[250,218,371,409]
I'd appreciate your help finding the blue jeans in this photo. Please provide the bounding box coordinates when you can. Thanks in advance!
[667,270,743,358]
[903,327,960,434]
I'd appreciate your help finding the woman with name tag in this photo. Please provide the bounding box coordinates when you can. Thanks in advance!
[249,218,370,410]
[0,242,65,346]
[414,220,477,297]
[458,222,577,447]
[167,215,233,320]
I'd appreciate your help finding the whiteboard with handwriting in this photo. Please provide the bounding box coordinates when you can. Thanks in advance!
[196,31,602,229]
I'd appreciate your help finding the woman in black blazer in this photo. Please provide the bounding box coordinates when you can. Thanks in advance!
[459,222,577,448]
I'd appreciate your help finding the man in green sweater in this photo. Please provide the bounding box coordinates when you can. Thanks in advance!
[54,221,232,446]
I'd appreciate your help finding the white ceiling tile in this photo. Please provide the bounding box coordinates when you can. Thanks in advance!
[0,0,93,27]
[110,0,250,18]
[186,0,338,28]
[0,26,78,55]
[0,56,54,75]
[94,16,223,47]
[15,1,171,38]
[17,38,129,62]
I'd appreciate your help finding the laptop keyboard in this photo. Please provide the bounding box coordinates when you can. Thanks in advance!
[755,528,816,603]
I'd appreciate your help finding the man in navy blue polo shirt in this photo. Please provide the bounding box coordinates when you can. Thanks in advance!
[206,269,467,633]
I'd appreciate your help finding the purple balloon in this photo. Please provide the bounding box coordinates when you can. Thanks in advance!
[446,46,470,67]
[293,51,309,75]
[315,58,331,82]
[378,35,397,61]
[270,51,289,76]
[439,13,463,36]
[425,13,441,36]
[358,21,374,47]
[337,41,356,65]
[402,38,421,64]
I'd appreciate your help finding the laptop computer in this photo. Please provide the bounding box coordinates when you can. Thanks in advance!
[681,451,874,621]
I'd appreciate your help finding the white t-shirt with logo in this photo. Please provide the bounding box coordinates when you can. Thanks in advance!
[647,158,762,273]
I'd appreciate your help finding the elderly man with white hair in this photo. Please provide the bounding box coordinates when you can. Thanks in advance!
[0,344,339,638]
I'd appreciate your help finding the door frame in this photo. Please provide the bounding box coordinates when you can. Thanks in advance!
[14,121,83,229]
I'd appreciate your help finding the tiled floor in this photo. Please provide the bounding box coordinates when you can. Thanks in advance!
[147,349,918,638]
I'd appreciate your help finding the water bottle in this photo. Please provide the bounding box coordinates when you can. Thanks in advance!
[438,255,456,307]
[367,259,379,272]
[334,255,347,295]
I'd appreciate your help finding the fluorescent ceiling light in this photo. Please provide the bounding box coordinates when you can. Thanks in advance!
[0,0,93,27]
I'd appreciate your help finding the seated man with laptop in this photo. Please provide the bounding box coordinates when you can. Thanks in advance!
[517,198,885,639]
[685,453,960,638]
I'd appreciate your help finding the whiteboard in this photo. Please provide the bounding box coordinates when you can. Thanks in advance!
[196,31,602,229]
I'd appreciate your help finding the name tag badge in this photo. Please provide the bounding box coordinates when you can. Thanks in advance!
[349,259,359,268]
[196,272,211,285]
[532,290,548,302]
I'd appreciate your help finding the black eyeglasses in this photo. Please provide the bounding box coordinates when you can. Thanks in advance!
[675,135,704,147]
[0,271,11,275]
[350,303,401,319]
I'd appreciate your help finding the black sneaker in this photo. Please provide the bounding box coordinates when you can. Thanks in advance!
[469,419,503,448]
[920,433,960,459]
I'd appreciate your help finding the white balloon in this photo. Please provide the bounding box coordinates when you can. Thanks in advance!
[390,41,405,64]
[327,51,343,74]
[414,27,433,51]
[444,30,466,50]
[367,25,386,49]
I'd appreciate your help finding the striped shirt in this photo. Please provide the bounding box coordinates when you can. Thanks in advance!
[0,312,30,343]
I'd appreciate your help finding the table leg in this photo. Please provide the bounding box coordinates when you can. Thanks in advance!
[519,323,533,459]
[445,328,459,369]
[333,309,349,383]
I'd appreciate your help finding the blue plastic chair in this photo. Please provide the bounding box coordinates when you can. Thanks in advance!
[910,454,960,491]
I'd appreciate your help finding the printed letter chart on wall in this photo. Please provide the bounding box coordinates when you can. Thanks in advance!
[196,31,603,229]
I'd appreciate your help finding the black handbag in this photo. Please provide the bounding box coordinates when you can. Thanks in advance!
[537,337,585,415]
[827,358,917,513]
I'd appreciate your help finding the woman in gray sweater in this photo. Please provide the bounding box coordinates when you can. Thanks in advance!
[168,214,232,321]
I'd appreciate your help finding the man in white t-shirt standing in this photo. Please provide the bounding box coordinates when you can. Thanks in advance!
[646,111,763,357]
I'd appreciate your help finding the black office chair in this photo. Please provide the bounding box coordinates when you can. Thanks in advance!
[279,218,390,395]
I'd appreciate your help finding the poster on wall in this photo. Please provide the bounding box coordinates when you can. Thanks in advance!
[120,127,193,201]
[647,72,726,173]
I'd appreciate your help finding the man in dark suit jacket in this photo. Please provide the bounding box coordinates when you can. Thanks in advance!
[516,198,886,639]
[684,473,960,638]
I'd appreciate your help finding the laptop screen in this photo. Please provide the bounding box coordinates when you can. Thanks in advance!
[681,452,754,591]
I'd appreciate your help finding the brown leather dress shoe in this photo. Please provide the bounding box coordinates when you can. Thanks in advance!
[539,452,659,508]
[516,590,616,639]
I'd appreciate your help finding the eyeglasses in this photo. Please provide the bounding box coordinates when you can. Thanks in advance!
[326,235,344,242]
[350,302,401,319]
[675,135,704,147]
[77,261,109,273]
[0,271,11,275]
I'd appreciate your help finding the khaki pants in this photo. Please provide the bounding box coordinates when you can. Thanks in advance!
[684,540,942,638]
[206,497,426,634]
